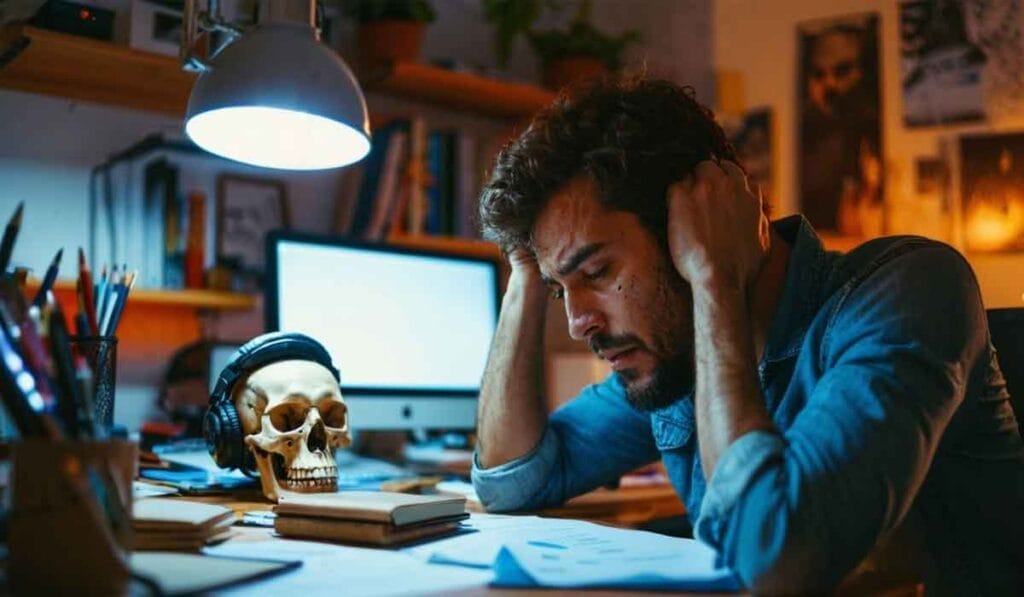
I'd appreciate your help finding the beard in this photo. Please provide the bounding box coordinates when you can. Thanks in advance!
[619,348,694,411]
[589,261,695,412]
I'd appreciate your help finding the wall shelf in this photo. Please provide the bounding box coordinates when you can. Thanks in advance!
[388,234,501,260]
[0,25,554,120]
[27,280,256,311]
[361,61,556,119]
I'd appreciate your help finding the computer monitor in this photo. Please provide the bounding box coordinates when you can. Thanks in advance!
[266,233,500,431]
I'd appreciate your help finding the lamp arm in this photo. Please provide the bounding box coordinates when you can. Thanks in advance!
[181,0,246,72]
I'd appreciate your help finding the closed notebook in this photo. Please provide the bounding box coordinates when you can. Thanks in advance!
[132,498,235,531]
[274,491,466,526]
[274,513,469,546]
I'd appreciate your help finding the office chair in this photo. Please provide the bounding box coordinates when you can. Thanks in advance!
[986,308,1024,438]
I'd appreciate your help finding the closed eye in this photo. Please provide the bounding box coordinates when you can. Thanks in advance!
[583,265,609,281]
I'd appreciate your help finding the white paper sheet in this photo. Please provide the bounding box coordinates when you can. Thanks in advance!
[491,523,740,591]
[205,538,493,596]
[403,513,581,569]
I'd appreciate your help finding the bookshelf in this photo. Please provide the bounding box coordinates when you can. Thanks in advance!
[25,280,256,310]
[0,25,555,119]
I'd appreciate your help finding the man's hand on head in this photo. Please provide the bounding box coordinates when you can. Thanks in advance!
[506,245,542,280]
[666,160,770,295]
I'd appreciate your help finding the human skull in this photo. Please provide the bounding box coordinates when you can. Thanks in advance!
[235,359,351,501]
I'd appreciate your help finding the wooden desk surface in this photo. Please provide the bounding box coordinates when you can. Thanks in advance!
[172,482,686,528]
[156,483,703,595]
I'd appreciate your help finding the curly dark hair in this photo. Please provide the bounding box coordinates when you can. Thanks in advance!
[479,75,737,252]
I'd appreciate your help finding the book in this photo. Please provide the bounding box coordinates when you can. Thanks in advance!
[274,512,468,546]
[274,491,467,527]
[132,498,236,551]
[132,498,235,531]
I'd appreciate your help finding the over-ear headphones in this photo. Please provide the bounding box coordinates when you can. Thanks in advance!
[203,331,340,474]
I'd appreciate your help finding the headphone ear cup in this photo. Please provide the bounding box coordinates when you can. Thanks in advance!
[203,400,244,470]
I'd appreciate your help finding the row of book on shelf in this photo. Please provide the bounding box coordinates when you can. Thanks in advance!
[340,117,487,241]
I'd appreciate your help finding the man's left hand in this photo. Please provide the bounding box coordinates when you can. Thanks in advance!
[667,160,770,293]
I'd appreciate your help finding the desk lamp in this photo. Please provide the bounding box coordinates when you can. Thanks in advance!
[180,0,371,170]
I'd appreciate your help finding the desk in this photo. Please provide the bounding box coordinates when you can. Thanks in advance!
[157,484,712,595]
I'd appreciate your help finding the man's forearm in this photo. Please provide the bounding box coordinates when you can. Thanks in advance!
[476,269,550,468]
[693,280,774,477]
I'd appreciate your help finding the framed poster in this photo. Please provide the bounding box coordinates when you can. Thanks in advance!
[899,0,986,127]
[960,132,1024,252]
[798,13,884,238]
[216,174,289,275]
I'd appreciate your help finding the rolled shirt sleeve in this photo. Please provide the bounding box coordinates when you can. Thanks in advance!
[694,245,986,593]
[472,374,660,512]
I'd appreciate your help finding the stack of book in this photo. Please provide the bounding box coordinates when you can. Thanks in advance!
[273,491,468,547]
[132,498,235,551]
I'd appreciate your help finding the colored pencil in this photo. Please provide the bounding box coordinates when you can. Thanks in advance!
[32,248,63,308]
[78,248,99,336]
[0,201,23,273]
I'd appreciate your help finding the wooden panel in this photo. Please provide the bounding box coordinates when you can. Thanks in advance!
[388,233,501,260]
[363,61,556,119]
[0,26,193,115]
[29,280,256,310]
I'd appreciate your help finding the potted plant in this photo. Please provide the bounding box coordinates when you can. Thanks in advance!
[346,0,437,68]
[482,0,640,89]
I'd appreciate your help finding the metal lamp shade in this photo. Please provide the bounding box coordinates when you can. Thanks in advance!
[185,22,371,170]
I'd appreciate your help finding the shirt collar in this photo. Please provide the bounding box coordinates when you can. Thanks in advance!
[760,215,834,364]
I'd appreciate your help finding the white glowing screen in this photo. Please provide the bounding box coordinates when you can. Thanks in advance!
[186,106,370,170]
[274,241,497,391]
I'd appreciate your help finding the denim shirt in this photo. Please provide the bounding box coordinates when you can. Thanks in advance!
[472,216,1024,594]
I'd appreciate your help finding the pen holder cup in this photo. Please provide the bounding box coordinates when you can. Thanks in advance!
[71,335,118,432]
[8,439,136,594]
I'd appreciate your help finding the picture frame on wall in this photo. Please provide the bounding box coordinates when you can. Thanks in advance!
[899,0,986,127]
[797,13,884,239]
[959,132,1024,252]
[216,174,290,277]
[128,0,183,57]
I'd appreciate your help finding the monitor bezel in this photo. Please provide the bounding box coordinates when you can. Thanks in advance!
[266,231,501,398]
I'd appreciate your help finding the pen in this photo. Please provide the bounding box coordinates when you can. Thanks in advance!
[32,247,63,308]
[0,319,49,437]
[0,201,23,273]
[78,248,99,336]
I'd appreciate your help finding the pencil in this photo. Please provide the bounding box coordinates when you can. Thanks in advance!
[32,248,63,308]
[0,201,23,273]
[78,248,99,336]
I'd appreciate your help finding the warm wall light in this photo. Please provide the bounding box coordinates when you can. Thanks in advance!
[181,1,371,170]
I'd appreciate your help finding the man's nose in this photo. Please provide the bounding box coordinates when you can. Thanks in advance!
[565,292,604,341]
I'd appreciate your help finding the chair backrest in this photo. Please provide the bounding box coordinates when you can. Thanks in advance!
[986,308,1024,438]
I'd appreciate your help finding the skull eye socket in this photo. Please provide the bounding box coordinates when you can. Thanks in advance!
[319,400,347,428]
[268,404,308,432]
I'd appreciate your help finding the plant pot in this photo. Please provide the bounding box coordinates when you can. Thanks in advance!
[542,56,609,90]
[356,20,426,68]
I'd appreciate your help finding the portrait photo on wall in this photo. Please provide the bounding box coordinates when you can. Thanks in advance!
[724,108,774,207]
[798,13,884,238]
[900,0,986,127]
[216,174,290,278]
[960,132,1024,252]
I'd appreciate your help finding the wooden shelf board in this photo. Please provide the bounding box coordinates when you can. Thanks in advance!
[364,61,556,119]
[28,280,256,310]
[388,234,501,260]
[0,26,554,120]
[0,25,193,115]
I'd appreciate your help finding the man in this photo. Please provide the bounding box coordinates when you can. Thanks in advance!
[471,75,1024,594]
